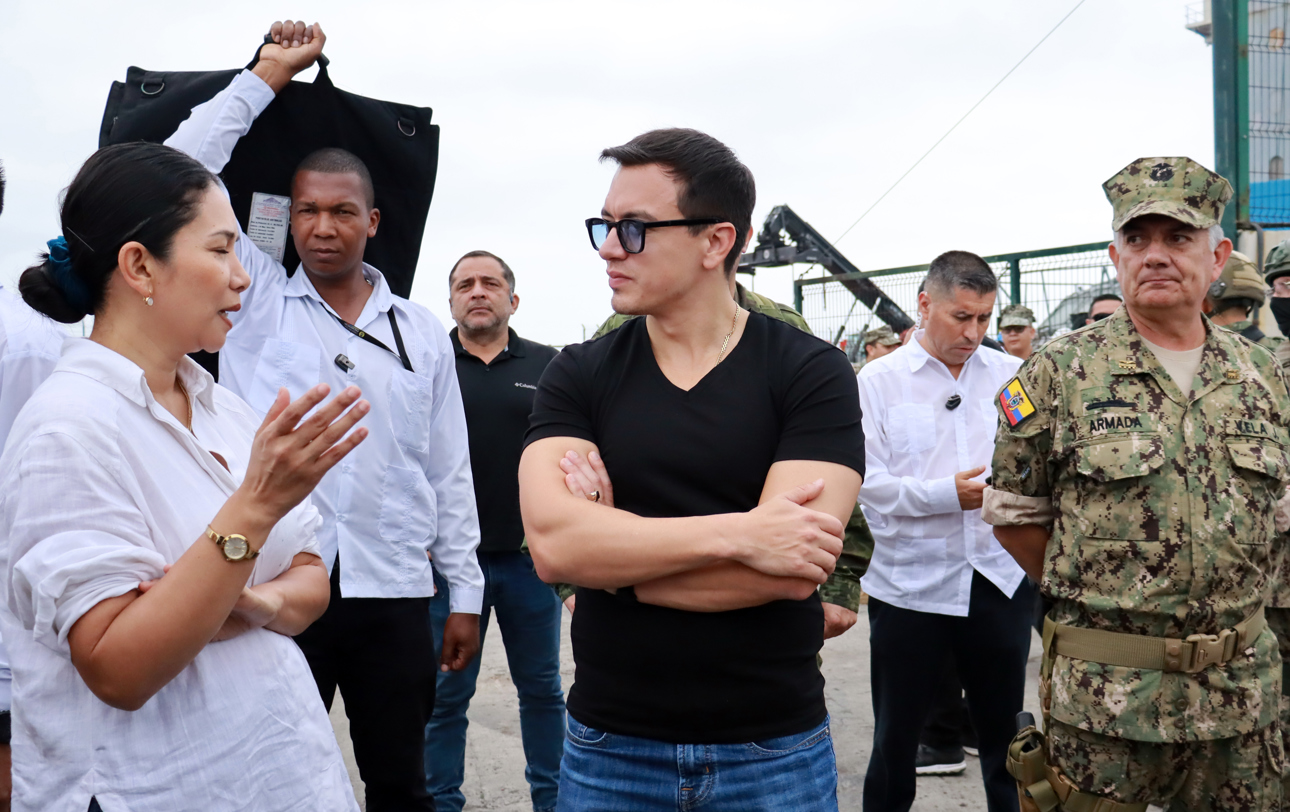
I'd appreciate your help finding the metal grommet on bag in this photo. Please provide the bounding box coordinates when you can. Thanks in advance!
[141,79,165,96]
[398,118,416,137]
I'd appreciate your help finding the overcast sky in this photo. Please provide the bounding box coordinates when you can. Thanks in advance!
[0,0,1214,346]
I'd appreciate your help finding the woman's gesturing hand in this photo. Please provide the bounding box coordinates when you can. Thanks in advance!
[236,384,368,525]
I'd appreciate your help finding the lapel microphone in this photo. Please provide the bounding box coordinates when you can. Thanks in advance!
[945,394,962,410]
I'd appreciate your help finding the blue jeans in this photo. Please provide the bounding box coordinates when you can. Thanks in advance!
[425,551,565,812]
[556,713,839,811]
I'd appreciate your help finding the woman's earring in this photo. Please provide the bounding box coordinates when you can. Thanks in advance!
[144,296,154,307]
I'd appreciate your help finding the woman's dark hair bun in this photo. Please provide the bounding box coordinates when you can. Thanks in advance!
[19,142,215,324]
[19,259,87,324]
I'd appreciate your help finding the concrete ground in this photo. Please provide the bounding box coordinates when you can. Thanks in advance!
[330,608,1045,811]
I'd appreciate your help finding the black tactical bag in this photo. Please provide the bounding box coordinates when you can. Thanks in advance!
[97,43,439,300]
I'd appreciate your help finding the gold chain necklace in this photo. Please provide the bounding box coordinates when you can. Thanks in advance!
[716,305,741,364]
[178,379,193,431]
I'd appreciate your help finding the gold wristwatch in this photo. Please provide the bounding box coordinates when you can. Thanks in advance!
[206,525,259,562]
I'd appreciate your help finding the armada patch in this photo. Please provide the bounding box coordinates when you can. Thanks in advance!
[999,377,1036,428]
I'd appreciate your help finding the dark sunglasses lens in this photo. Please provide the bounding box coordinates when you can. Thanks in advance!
[620,221,645,253]
[589,221,610,250]
[1091,312,1110,321]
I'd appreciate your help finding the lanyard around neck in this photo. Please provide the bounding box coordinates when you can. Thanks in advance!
[321,304,414,373]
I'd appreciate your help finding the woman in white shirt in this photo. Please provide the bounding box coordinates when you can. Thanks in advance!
[0,141,370,811]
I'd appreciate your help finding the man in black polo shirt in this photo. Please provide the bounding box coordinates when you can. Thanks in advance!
[425,251,564,812]
[519,129,864,811]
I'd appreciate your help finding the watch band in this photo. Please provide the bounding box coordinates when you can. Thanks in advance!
[205,525,259,562]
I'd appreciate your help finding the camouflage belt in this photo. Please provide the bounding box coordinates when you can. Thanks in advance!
[1044,605,1265,674]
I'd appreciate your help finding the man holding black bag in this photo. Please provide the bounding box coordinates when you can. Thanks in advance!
[165,22,484,811]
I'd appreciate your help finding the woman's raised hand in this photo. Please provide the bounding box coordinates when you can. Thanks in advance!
[236,384,368,525]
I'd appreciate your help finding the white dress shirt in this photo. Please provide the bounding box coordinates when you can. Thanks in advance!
[0,287,66,712]
[857,333,1026,616]
[165,70,484,609]
[0,339,357,812]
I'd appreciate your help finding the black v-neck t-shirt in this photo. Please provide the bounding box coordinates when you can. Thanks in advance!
[525,312,865,743]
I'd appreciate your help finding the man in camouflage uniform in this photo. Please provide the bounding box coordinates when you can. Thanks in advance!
[999,304,1038,360]
[1205,250,1284,353]
[1262,241,1290,807]
[585,280,873,638]
[1264,241,1290,370]
[984,157,1290,811]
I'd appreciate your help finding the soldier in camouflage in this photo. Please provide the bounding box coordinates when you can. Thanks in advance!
[999,304,1038,361]
[1261,239,1290,807]
[854,324,902,372]
[985,157,1290,810]
[1204,249,1284,353]
[1264,241,1290,370]
[572,281,873,638]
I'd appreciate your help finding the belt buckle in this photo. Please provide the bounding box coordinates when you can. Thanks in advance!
[1183,629,1234,672]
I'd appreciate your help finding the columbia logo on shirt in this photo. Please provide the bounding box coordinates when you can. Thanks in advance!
[515,382,537,390]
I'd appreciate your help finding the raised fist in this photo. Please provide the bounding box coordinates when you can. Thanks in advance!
[259,20,326,77]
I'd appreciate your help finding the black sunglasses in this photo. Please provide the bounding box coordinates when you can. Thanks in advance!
[585,217,725,254]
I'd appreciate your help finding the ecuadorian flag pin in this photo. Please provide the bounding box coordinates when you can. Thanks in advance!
[999,377,1035,428]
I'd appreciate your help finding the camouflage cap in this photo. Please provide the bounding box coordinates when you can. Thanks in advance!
[999,303,1035,329]
[1210,251,1265,304]
[1266,239,1290,283]
[863,324,901,346]
[1102,157,1233,232]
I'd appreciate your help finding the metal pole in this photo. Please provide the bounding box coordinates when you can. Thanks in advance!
[1009,257,1021,306]
[794,278,803,314]
[1213,0,1249,237]
[1237,0,1250,225]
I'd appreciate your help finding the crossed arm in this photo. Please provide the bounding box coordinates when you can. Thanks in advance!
[519,436,861,612]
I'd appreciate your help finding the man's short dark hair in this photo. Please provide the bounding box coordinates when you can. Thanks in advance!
[923,251,998,299]
[600,128,755,275]
[449,250,515,294]
[294,148,376,209]
[1091,293,1123,305]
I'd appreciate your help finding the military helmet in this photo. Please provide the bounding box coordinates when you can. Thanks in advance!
[1265,239,1290,284]
[1208,251,1265,305]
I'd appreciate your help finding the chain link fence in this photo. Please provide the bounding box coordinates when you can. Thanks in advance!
[1249,1,1290,222]
[794,242,1119,362]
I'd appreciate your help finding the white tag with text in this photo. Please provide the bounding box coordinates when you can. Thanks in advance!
[247,192,291,262]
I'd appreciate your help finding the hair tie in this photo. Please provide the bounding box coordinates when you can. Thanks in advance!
[45,236,92,314]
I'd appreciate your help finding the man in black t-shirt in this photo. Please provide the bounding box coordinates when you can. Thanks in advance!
[519,129,864,811]
[425,251,564,812]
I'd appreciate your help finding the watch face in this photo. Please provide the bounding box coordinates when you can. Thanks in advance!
[224,535,250,560]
